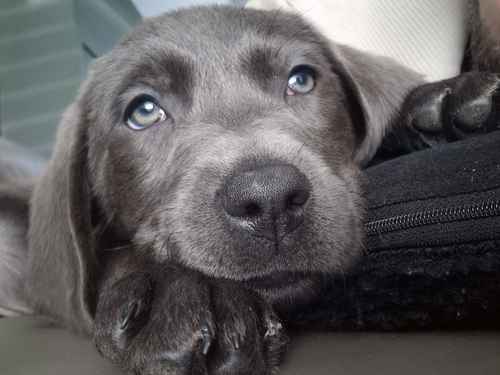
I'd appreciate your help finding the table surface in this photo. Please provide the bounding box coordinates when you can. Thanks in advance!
[1,317,500,375]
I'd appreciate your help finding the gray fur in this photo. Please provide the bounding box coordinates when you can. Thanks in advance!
[3,5,424,373]
[28,7,422,332]
[0,140,43,316]
[0,179,33,316]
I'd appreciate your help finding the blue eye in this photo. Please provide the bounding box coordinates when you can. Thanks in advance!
[287,66,316,95]
[125,96,167,130]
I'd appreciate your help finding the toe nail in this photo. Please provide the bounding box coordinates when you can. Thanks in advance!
[200,326,212,355]
[264,320,283,339]
[119,301,139,330]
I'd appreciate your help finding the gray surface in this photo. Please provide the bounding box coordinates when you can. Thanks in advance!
[1,316,500,375]
[0,317,120,375]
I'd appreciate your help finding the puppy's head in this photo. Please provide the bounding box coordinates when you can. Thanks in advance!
[28,6,421,330]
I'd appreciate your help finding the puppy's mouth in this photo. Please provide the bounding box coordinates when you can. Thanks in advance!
[241,272,324,306]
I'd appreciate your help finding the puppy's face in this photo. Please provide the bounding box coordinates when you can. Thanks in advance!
[83,7,364,307]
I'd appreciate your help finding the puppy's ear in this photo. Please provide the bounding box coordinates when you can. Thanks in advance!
[331,44,423,165]
[27,102,97,334]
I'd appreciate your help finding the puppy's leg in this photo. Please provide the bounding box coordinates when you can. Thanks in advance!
[94,258,288,375]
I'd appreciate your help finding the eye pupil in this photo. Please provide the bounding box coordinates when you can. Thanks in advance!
[287,66,315,95]
[296,74,306,85]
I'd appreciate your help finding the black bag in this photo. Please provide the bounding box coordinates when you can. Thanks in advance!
[290,132,500,330]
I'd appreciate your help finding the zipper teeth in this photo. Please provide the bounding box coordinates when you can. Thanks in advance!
[366,200,500,236]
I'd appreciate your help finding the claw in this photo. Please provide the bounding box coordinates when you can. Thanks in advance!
[200,325,212,356]
[119,300,141,330]
[264,319,283,339]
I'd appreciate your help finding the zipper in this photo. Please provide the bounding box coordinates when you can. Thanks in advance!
[366,199,500,236]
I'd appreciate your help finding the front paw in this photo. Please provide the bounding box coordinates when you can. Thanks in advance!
[205,282,288,374]
[94,266,288,375]
[382,72,500,155]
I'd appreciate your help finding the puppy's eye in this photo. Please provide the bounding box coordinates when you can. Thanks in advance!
[125,96,167,130]
[286,66,316,96]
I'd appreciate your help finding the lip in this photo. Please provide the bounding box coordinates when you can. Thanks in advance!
[242,272,323,308]
[242,272,315,291]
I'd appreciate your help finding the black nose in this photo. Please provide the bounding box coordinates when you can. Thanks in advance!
[219,164,311,242]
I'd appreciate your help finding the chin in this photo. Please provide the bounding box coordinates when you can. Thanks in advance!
[242,272,325,313]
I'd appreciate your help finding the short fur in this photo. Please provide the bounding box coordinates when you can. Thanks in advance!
[3,5,434,374]
[2,4,500,374]
[24,6,421,332]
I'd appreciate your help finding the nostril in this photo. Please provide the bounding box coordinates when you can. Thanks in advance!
[286,189,310,209]
[221,195,262,218]
[244,202,261,217]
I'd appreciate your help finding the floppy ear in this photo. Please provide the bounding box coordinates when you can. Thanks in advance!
[0,180,33,317]
[27,102,97,334]
[330,44,424,165]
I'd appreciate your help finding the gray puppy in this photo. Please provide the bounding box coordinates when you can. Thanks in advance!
[2,5,499,375]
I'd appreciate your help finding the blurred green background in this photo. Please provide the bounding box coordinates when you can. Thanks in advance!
[0,0,244,157]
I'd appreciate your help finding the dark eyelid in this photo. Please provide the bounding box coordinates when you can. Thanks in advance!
[117,86,163,121]
[289,65,317,79]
